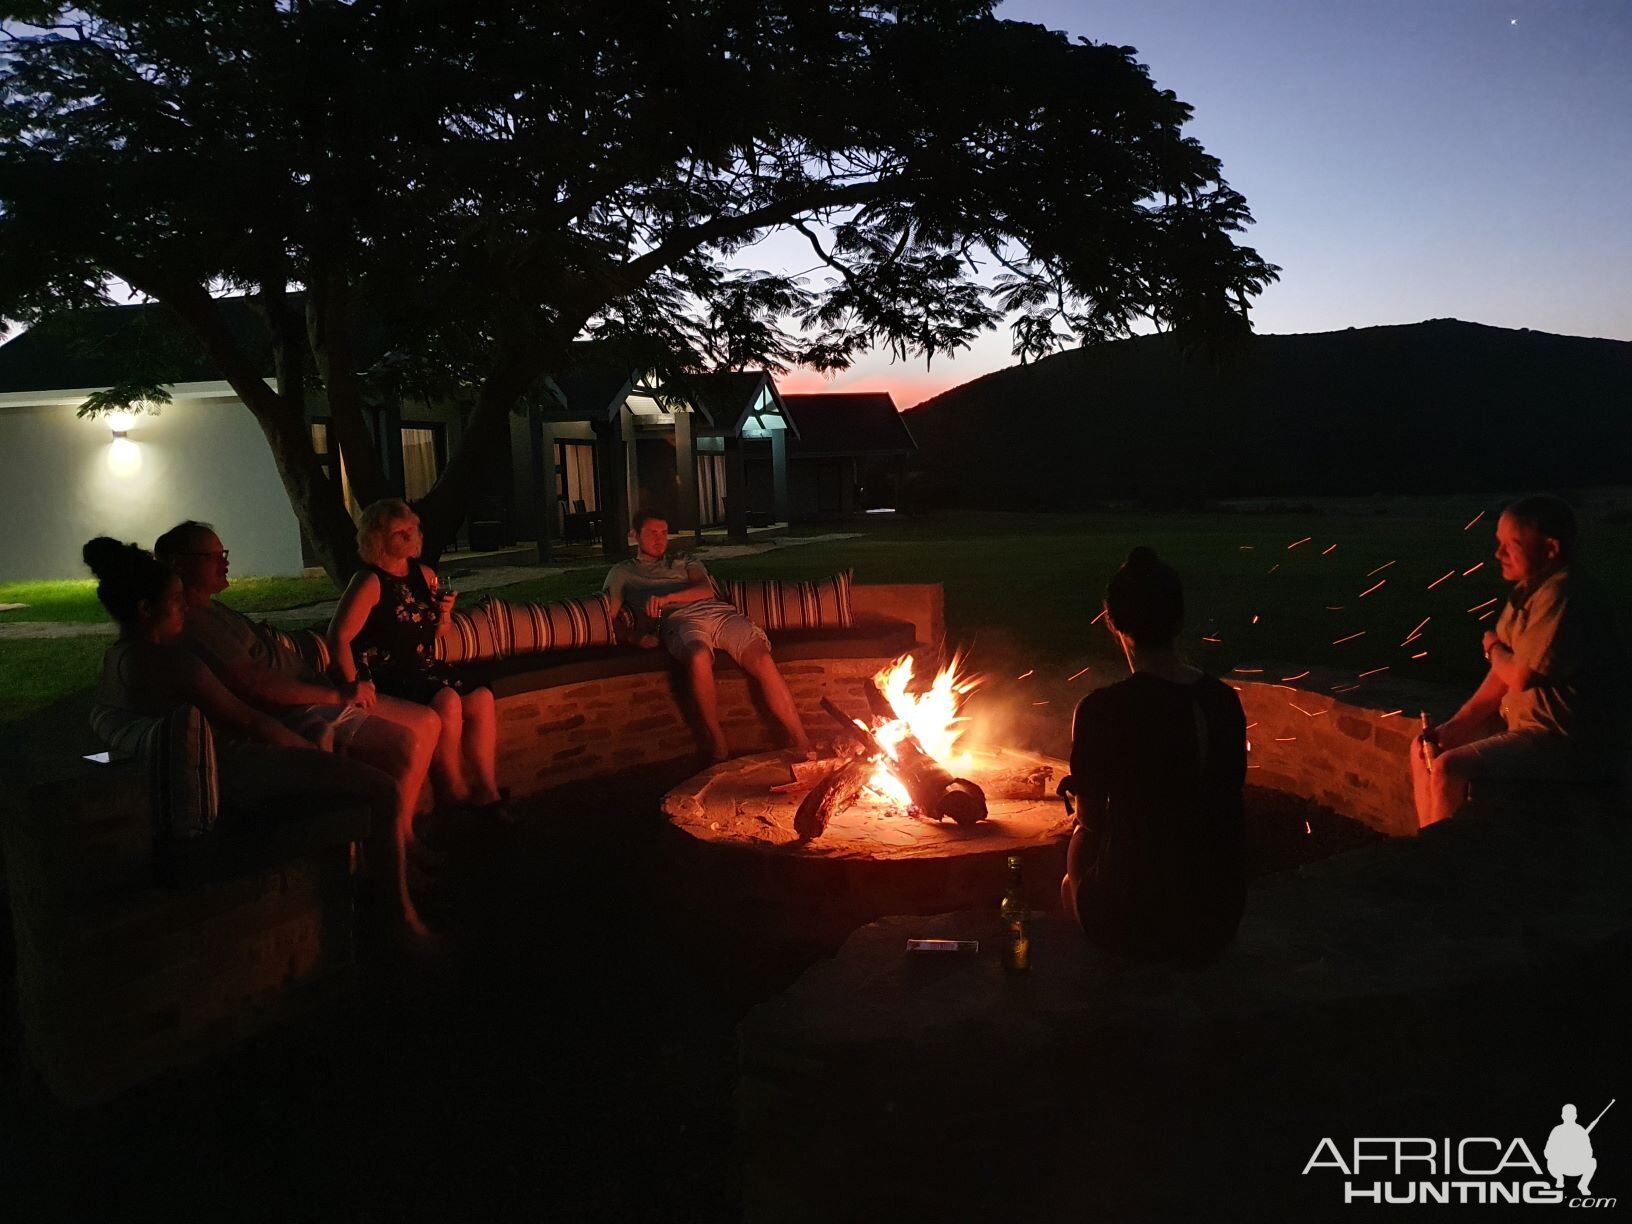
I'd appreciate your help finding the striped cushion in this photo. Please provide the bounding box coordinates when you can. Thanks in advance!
[724,570,854,631]
[268,627,332,679]
[484,592,616,655]
[91,703,220,841]
[433,609,503,664]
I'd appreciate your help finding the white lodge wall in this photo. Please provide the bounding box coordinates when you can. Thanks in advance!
[0,392,305,581]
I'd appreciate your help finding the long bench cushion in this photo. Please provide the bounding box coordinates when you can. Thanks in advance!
[458,613,919,699]
[722,570,854,630]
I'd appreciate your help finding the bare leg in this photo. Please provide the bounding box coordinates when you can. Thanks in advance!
[460,687,501,803]
[741,643,811,753]
[429,686,471,804]
[347,710,437,935]
[685,645,729,760]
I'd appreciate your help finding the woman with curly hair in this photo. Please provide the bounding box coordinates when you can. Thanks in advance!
[329,499,504,817]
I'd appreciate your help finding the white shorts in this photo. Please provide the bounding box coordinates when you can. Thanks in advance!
[660,601,771,664]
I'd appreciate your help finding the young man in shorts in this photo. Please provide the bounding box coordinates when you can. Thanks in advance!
[603,511,811,761]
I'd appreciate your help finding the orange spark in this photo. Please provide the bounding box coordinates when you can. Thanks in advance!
[1332,683,1362,693]
[1280,670,1310,681]
[1016,669,1034,681]
[1479,609,1497,621]
[1290,703,1327,718]
[1274,736,1297,743]
[1401,616,1431,645]
[1202,635,1222,644]
[1326,605,1346,611]
[1462,561,1485,576]
[1467,597,1498,613]
[1366,560,1396,577]
[1238,545,1254,550]
[1332,631,1366,645]
[1288,536,1312,550]
[1091,609,1106,625]
[1232,667,1265,674]
[1246,721,1259,729]
[1426,570,1455,590]
[1358,579,1387,598]
[1031,701,1050,706]
[1463,510,1485,532]
[1411,651,1428,659]
[1251,614,1261,624]
[1303,821,1312,836]
[1266,563,1281,575]
[1380,709,1403,718]
[1322,544,1338,556]
[1066,665,1092,682]
[1357,666,1390,678]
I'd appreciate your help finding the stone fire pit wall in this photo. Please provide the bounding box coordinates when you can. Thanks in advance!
[492,584,944,798]
[1231,663,1458,839]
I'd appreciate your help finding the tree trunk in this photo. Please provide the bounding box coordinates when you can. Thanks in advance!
[307,272,389,508]
[415,356,534,562]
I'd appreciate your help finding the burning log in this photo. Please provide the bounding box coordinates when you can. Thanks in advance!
[818,691,989,828]
[793,758,874,841]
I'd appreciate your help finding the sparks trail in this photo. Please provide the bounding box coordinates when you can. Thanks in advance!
[1280,670,1310,682]
[1478,608,1497,621]
[1366,560,1396,577]
[1464,510,1485,532]
[1090,609,1106,626]
[1426,569,1455,590]
[1411,651,1428,659]
[1288,536,1312,550]
[1401,616,1431,645]
[1232,667,1264,674]
[1357,666,1389,678]
[1266,563,1280,575]
[1467,597,1498,613]
[1381,709,1402,718]
[1462,561,1485,576]
[1358,579,1386,598]
[1325,605,1345,611]
[1321,544,1337,556]
[1201,634,1222,644]
[1251,614,1261,624]
[1333,631,1365,646]
[1015,669,1034,681]
[1290,703,1326,718]
[1066,665,1092,682]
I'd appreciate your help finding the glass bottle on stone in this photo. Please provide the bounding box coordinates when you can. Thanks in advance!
[1000,854,1031,972]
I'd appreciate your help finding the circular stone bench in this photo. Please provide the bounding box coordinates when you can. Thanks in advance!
[460,584,942,799]
[735,677,1632,1221]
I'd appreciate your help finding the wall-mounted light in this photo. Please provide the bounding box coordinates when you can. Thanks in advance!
[106,410,136,439]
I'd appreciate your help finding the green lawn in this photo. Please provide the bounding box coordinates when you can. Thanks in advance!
[0,575,339,624]
[5,498,1628,726]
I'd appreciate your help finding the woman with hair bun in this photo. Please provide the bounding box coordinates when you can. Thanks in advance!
[83,537,421,932]
[1060,547,1247,962]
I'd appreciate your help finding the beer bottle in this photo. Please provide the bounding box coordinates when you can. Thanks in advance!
[1419,711,1439,772]
[1000,854,1031,973]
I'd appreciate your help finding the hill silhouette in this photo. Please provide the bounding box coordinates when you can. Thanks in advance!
[903,320,1632,505]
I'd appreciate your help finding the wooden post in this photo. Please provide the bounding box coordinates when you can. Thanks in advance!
[770,427,790,525]
[593,417,630,557]
[674,407,701,545]
[724,433,748,542]
[528,411,557,561]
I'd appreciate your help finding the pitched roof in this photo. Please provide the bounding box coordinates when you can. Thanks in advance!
[682,370,794,437]
[0,298,272,393]
[779,392,916,457]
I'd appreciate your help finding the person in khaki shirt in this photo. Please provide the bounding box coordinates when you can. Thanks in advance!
[1412,496,1623,827]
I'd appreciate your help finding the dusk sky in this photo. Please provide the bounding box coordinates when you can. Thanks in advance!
[773,0,1632,406]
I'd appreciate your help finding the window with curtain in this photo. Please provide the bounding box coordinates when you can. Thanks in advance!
[554,441,599,524]
[400,427,439,502]
[697,453,726,526]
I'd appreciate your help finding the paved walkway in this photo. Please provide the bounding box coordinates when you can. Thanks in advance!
[0,533,864,639]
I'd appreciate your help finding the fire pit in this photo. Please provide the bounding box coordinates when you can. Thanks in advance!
[661,655,1073,945]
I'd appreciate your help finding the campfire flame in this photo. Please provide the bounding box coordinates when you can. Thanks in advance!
[862,654,979,804]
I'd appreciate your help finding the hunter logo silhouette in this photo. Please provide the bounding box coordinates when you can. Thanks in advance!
[1545,1099,1613,1197]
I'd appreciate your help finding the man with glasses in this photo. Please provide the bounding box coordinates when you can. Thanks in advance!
[154,520,439,837]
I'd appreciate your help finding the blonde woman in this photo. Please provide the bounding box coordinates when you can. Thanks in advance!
[330,499,505,816]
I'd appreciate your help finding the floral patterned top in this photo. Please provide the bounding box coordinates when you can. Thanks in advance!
[354,560,462,701]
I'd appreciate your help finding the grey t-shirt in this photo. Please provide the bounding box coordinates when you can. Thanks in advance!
[1493,567,1621,743]
[603,554,733,634]
[181,599,309,681]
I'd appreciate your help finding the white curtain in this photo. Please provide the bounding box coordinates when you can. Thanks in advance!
[401,427,438,502]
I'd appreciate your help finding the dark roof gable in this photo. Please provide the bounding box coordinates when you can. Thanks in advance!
[780,392,916,456]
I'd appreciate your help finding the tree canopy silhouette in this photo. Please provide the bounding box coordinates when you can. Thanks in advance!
[0,1,1277,578]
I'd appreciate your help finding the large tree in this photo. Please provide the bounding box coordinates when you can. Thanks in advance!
[1,1,1277,579]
